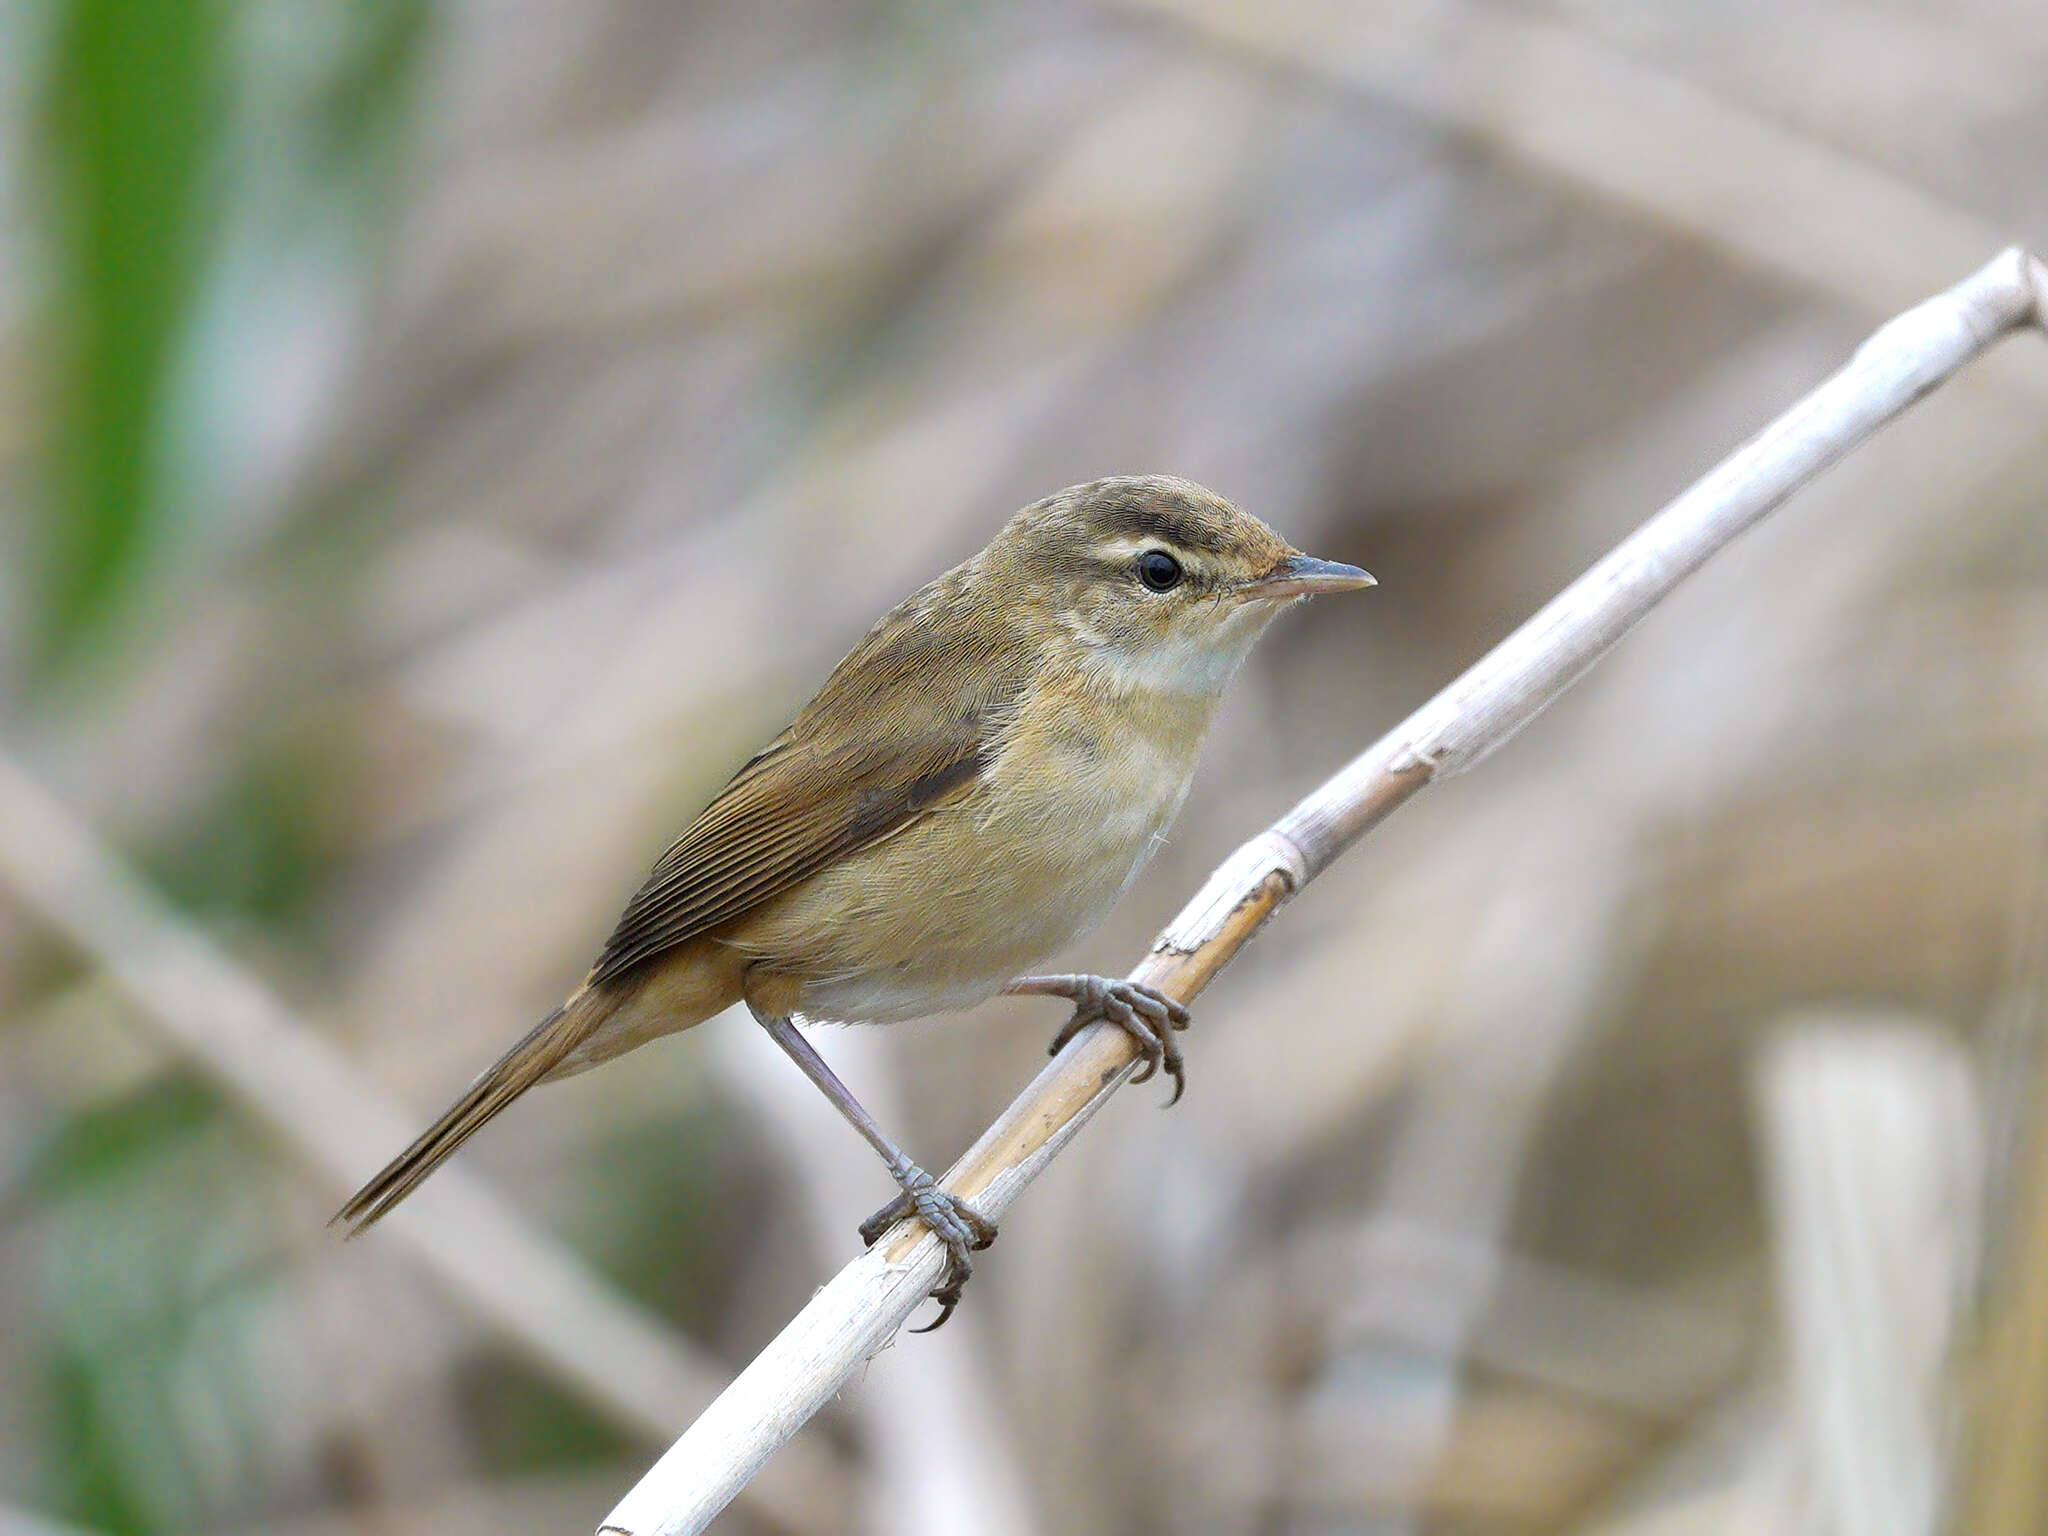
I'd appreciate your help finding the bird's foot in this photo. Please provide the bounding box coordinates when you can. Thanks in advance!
[1007,973,1193,1104]
[859,1161,996,1333]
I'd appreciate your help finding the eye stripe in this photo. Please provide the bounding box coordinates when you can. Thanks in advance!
[1089,535,1187,563]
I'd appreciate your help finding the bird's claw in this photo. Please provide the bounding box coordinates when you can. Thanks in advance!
[858,1163,996,1333]
[859,1190,915,1248]
[1034,975,1193,1104]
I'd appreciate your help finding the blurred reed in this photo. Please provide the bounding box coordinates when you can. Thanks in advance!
[4,3,2047,1534]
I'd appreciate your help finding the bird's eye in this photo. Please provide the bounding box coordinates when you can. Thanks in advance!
[1136,549,1183,592]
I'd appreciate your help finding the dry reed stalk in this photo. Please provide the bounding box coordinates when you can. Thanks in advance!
[600,248,2047,1536]
[1758,1018,1981,1536]
[1959,783,2048,1536]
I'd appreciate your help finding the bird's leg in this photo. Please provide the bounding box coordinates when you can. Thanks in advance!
[856,971,1195,1246]
[1005,973,1194,1104]
[751,1007,994,1331]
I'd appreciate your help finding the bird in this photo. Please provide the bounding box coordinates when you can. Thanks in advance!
[337,475,1373,1325]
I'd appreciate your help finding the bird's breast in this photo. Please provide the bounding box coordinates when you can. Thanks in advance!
[735,672,1217,1023]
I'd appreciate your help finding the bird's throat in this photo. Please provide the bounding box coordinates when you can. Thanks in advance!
[1068,608,1270,703]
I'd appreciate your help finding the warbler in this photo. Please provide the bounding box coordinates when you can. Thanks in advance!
[338,476,1372,1323]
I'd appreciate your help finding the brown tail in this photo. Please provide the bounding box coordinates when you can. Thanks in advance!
[334,994,600,1234]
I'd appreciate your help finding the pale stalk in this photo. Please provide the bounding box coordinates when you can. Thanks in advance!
[600,248,2047,1536]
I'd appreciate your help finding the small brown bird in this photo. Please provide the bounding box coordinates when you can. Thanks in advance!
[339,476,1371,1323]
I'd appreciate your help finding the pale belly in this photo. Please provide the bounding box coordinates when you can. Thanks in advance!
[731,711,1203,1024]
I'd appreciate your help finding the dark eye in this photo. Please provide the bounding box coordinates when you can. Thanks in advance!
[1136,549,1183,592]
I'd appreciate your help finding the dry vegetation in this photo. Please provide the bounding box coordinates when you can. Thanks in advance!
[2,2,2046,1534]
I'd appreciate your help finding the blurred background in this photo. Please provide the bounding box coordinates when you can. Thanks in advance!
[2,1,2046,1533]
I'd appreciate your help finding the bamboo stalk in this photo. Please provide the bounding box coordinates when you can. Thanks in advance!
[600,247,2048,1536]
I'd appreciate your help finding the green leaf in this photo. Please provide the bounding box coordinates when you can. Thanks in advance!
[39,0,227,674]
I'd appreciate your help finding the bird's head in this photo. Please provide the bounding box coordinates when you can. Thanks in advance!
[985,475,1373,695]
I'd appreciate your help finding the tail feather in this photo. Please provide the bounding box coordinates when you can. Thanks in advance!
[334,997,596,1234]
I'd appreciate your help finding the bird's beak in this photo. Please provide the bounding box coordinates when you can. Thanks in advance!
[1236,553,1376,602]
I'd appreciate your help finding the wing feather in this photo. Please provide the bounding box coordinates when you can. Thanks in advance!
[587,570,1031,988]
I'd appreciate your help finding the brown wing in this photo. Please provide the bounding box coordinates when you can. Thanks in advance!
[587,570,1031,987]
